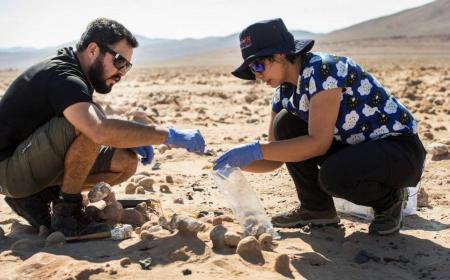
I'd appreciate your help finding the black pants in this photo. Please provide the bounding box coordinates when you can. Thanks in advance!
[273,110,427,212]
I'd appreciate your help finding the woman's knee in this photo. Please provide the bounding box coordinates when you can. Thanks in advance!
[318,159,347,197]
[273,110,308,141]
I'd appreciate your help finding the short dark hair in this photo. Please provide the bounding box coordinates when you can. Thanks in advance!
[76,18,138,51]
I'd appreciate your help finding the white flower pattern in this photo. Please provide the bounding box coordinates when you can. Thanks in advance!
[322,76,338,90]
[357,78,372,95]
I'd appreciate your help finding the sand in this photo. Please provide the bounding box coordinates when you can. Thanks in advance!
[0,53,449,280]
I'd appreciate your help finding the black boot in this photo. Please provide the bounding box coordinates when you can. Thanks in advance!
[4,186,60,229]
[51,196,110,237]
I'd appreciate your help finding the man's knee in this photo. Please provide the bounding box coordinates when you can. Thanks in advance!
[111,149,138,177]
[273,110,308,141]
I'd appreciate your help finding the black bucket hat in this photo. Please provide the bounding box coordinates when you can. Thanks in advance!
[232,18,314,80]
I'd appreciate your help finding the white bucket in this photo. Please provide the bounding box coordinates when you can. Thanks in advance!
[333,185,418,220]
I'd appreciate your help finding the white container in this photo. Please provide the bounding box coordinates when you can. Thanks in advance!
[333,185,418,220]
[212,166,281,239]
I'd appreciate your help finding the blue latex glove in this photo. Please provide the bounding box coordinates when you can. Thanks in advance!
[130,146,154,165]
[213,141,263,170]
[165,127,205,154]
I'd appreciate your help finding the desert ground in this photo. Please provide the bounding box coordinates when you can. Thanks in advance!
[0,53,449,280]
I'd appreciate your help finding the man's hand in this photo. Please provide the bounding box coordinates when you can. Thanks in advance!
[130,146,154,165]
[213,141,263,170]
[165,127,205,154]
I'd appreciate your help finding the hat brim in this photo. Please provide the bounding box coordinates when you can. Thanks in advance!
[231,39,315,80]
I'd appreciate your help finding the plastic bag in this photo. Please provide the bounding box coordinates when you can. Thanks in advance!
[211,165,281,239]
[333,185,419,220]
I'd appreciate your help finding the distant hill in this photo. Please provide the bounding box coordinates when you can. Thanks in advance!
[324,0,450,41]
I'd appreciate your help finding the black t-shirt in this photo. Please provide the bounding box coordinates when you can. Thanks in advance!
[0,47,94,161]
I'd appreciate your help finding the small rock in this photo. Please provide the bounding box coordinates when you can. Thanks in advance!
[135,186,145,194]
[354,250,380,264]
[165,176,174,184]
[135,202,148,216]
[236,236,264,264]
[182,269,192,276]
[174,198,184,204]
[210,225,227,249]
[217,215,234,223]
[121,209,145,226]
[212,217,223,226]
[417,187,430,207]
[88,182,112,202]
[169,247,190,262]
[160,185,171,193]
[125,183,138,194]
[120,257,131,267]
[45,232,66,247]
[0,226,4,238]
[140,230,154,240]
[100,203,123,221]
[175,215,206,235]
[258,233,273,251]
[139,257,153,270]
[10,239,36,252]
[274,254,291,275]
[38,225,50,238]
[157,144,169,154]
[427,142,449,159]
[139,178,154,190]
[224,231,241,247]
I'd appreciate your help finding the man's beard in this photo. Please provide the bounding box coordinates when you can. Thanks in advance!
[88,57,113,94]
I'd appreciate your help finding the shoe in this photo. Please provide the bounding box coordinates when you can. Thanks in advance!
[4,186,60,229]
[369,188,408,236]
[271,205,340,228]
[51,200,111,237]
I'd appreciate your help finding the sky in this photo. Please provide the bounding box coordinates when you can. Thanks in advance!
[0,0,434,48]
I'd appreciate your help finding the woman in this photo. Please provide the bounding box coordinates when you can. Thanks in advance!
[213,18,426,236]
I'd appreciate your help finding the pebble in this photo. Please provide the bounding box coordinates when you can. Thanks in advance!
[212,217,223,226]
[160,185,171,193]
[236,236,264,264]
[0,226,4,238]
[120,257,132,267]
[121,208,145,226]
[135,186,145,194]
[210,225,227,249]
[258,233,273,251]
[10,239,36,252]
[182,269,192,275]
[139,178,155,190]
[165,176,174,184]
[125,183,138,194]
[224,231,241,247]
[174,198,184,204]
[45,232,66,247]
[274,254,291,275]
[427,142,449,159]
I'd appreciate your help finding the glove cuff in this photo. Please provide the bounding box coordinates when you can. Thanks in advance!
[253,141,263,161]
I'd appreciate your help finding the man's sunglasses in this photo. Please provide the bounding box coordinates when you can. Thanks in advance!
[98,44,132,73]
[249,59,266,74]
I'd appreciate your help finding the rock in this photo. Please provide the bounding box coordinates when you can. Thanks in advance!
[274,254,291,275]
[236,236,264,264]
[121,209,145,226]
[139,178,155,190]
[88,182,112,202]
[175,215,206,236]
[131,175,146,183]
[169,247,190,262]
[217,215,234,223]
[0,226,4,238]
[209,225,227,249]
[427,142,449,159]
[135,202,149,219]
[212,216,223,226]
[135,186,145,194]
[10,239,36,252]
[85,205,102,220]
[353,250,380,264]
[417,187,430,208]
[140,230,154,240]
[160,185,171,193]
[141,221,155,232]
[100,203,123,221]
[182,269,192,276]
[104,192,118,205]
[224,231,241,247]
[258,233,273,251]
[157,144,169,154]
[135,227,142,234]
[165,176,174,184]
[120,257,132,267]
[125,183,138,194]
[38,225,50,238]
[174,198,184,204]
[45,232,66,247]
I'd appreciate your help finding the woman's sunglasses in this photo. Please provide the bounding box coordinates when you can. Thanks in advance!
[249,59,266,74]
[98,44,133,73]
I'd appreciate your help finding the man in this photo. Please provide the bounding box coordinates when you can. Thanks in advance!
[0,18,205,236]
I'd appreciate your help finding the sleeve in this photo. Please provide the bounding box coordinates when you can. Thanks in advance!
[271,83,296,113]
[47,75,92,115]
[305,54,349,98]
